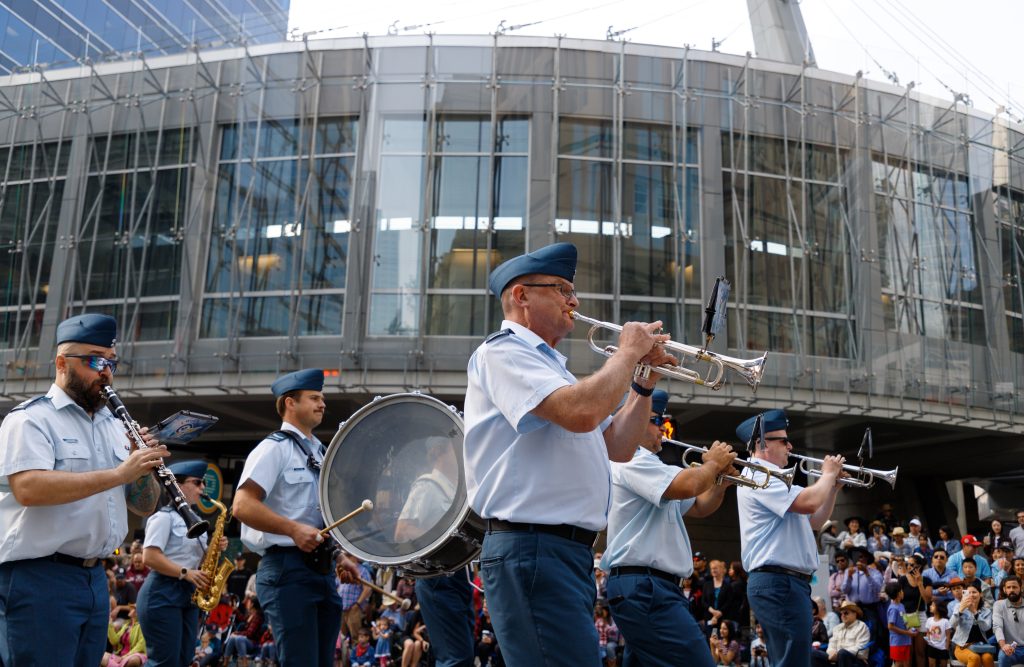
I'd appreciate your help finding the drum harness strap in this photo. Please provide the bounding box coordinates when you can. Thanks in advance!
[269,429,324,478]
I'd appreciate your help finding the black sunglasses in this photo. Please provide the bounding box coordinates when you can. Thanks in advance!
[650,415,666,426]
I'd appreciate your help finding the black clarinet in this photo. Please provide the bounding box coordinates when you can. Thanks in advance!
[102,386,210,539]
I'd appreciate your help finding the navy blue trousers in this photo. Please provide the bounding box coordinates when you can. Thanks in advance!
[416,572,475,667]
[137,572,199,667]
[255,548,342,667]
[606,572,715,667]
[0,558,108,667]
[747,570,812,667]
[479,530,599,667]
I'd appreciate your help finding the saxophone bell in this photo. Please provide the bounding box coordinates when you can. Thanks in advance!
[192,494,234,612]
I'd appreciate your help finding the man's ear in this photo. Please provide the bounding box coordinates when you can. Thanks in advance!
[509,284,528,307]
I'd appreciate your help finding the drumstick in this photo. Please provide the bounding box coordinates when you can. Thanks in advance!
[319,499,373,537]
[358,577,412,611]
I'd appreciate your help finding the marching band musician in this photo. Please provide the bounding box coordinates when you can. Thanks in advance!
[736,409,845,667]
[232,369,360,667]
[601,390,737,667]
[464,242,676,665]
[137,460,224,667]
[0,313,167,667]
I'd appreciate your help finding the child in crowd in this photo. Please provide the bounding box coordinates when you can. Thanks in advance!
[193,629,221,667]
[351,628,376,666]
[101,605,147,667]
[924,601,950,667]
[887,581,916,667]
[373,616,393,667]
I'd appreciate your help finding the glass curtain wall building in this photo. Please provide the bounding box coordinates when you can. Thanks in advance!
[0,35,1020,460]
[0,0,289,74]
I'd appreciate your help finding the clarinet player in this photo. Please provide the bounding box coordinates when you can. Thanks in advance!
[0,313,167,666]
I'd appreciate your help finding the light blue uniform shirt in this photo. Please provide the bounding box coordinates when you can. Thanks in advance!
[0,384,131,562]
[239,421,324,554]
[144,506,207,569]
[464,320,613,532]
[600,448,696,579]
[737,456,817,574]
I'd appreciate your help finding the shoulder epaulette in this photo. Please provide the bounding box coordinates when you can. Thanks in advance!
[485,328,514,344]
[266,431,289,442]
[10,395,46,412]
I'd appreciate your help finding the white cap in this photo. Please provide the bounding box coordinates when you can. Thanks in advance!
[909,518,921,526]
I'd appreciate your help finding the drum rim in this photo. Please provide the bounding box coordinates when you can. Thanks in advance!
[319,391,468,567]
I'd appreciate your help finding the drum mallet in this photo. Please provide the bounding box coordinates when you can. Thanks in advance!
[358,577,412,611]
[319,499,374,538]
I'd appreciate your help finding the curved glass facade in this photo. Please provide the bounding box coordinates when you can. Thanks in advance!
[0,35,1020,431]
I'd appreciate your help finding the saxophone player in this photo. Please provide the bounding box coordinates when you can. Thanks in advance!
[137,460,226,667]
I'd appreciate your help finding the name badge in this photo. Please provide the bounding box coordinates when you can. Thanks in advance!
[62,438,79,443]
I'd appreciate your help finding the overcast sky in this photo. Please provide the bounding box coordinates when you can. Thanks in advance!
[287,0,1024,120]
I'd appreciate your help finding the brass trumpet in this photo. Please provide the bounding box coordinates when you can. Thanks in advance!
[790,454,899,489]
[662,438,797,490]
[570,311,767,391]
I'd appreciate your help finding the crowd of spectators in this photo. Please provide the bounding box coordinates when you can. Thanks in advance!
[95,506,1024,667]
[588,506,1024,667]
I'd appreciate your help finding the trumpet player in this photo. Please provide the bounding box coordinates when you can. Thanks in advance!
[232,369,360,667]
[464,242,676,666]
[736,409,846,667]
[0,313,167,667]
[600,390,738,667]
[137,460,225,667]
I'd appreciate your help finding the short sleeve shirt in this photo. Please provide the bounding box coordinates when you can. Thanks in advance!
[464,320,613,531]
[238,421,324,553]
[736,456,817,573]
[144,506,207,570]
[0,384,131,562]
[601,448,696,578]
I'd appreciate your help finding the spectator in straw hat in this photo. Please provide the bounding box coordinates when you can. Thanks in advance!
[812,601,869,667]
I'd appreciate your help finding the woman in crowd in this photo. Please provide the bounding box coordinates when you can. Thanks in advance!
[950,586,996,667]
[936,526,962,556]
[727,561,750,630]
[709,621,741,666]
[221,597,264,667]
[982,520,1005,559]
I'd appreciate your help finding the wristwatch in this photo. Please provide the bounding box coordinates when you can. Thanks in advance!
[179,567,188,580]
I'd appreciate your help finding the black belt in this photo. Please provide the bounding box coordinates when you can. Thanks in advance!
[485,519,598,548]
[266,545,302,555]
[750,565,812,583]
[46,553,101,568]
[609,566,679,584]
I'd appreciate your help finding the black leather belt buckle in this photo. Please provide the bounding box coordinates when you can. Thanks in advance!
[49,553,100,568]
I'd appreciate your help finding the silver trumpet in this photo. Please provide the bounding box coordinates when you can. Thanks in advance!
[789,453,899,489]
[570,311,767,391]
[662,438,797,490]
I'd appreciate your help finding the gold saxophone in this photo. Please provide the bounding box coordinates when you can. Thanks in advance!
[192,495,235,612]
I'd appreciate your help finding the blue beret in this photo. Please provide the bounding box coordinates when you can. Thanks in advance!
[650,389,669,417]
[736,409,788,444]
[488,242,578,297]
[56,314,117,348]
[271,368,324,397]
[168,460,207,480]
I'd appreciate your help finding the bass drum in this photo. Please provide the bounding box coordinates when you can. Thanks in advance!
[319,392,484,577]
